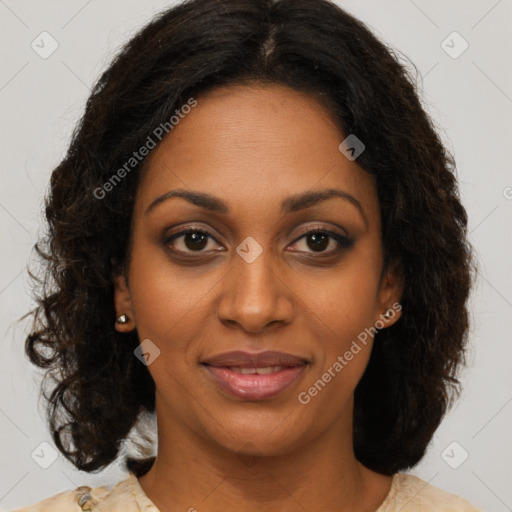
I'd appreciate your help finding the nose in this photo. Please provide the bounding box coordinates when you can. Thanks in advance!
[216,241,294,334]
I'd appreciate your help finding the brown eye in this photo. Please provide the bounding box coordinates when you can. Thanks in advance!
[290,229,354,255]
[182,231,209,251]
[305,232,330,252]
[165,229,220,253]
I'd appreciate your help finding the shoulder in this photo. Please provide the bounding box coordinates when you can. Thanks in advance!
[9,485,110,512]
[377,473,483,512]
[10,473,154,512]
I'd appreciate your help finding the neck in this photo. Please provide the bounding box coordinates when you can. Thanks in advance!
[137,411,392,512]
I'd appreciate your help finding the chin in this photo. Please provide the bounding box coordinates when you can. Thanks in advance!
[200,412,311,459]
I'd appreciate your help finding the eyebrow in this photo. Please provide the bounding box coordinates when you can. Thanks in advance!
[145,188,368,227]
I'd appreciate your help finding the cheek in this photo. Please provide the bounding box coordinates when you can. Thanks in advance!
[314,294,376,379]
[299,290,377,411]
[128,240,203,330]
[306,253,382,329]
[301,254,382,380]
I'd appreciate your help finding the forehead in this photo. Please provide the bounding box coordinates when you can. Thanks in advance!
[136,84,379,223]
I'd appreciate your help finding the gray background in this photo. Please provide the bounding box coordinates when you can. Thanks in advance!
[1,1,511,510]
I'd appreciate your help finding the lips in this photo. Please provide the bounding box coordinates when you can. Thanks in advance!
[201,350,309,368]
[201,350,309,400]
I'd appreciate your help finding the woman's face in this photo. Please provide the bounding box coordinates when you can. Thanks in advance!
[115,83,402,457]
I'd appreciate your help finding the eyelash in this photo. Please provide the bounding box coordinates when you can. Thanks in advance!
[163,225,354,258]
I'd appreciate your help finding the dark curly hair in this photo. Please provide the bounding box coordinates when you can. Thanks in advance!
[25,0,475,478]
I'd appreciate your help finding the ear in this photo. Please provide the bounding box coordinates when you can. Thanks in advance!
[375,261,404,328]
[113,273,136,332]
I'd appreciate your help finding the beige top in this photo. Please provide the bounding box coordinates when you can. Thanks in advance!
[12,471,483,511]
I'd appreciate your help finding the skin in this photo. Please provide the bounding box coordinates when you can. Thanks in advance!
[114,83,403,512]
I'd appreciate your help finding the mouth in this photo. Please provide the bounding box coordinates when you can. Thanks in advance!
[224,365,289,374]
[200,350,309,400]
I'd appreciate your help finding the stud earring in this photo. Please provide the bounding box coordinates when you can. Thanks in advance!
[383,309,393,319]
[116,314,129,325]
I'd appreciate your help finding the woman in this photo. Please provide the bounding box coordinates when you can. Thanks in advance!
[15,0,480,510]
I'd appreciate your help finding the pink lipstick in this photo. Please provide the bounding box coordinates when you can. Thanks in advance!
[201,350,309,400]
